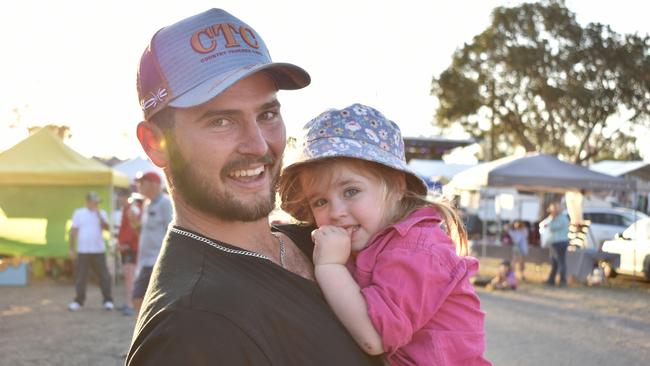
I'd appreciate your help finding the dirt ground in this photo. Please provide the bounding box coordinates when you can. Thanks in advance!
[1,258,649,366]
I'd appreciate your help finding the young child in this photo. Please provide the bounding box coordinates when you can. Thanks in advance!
[507,220,529,281]
[278,104,490,366]
[489,260,517,290]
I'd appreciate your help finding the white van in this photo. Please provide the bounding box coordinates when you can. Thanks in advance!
[581,207,648,249]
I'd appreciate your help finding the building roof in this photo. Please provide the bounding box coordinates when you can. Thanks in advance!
[403,136,474,161]
[590,160,650,180]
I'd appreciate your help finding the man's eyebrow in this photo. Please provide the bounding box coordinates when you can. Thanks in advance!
[195,99,282,122]
[260,99,281,111]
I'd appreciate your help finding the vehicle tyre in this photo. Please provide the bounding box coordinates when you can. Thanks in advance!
[600,261,616,278]
[643,256,650,281]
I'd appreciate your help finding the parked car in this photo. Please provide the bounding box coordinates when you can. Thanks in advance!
[577,207,648,249]
[601,217,650,281]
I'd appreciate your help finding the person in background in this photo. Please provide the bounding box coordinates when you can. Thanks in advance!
[68,191,114,311]
[508,220,529,281]
[543,202,570,286]
[278,104,490,365]
[126,9,381,365]
[488,260,517,290]
[116,190,143,316]
[131,172,172,314]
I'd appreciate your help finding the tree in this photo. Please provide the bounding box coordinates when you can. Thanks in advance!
[431,0,650,164]
[28,125,71,140]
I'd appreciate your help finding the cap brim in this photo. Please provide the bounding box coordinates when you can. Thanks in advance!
[169,62,310,109]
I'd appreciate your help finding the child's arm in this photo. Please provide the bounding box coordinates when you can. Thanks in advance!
[312,226,384,355]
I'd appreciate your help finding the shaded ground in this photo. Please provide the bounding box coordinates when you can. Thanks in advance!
[477,258,650,366]
[1,259,649,365]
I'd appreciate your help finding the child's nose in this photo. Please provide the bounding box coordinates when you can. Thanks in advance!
[328,200,348,223]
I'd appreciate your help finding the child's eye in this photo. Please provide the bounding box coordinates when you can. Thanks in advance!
[343,188,360,198]
[311,198,327,208]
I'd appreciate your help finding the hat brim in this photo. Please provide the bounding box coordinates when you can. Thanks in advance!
[169,62,310,109]
[284,136,428,196]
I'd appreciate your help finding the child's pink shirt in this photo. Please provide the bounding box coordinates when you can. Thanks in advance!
[346,207,491,365]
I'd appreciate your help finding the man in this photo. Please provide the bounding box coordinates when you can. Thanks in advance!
[116,190,142,316]
[126,8,382,365]
[131,171,172,313]
[68,191,114,311]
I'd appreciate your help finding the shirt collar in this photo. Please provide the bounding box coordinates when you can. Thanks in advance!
[388,206,442,237]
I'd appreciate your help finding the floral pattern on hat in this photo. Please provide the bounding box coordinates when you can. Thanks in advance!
[289,103,428,195]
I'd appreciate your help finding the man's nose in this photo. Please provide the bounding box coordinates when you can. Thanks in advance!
[238,122,269,156]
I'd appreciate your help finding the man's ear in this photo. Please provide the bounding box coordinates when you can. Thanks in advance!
[136,121,168,168]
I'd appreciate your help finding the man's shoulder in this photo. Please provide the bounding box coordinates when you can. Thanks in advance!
[158,193,172,206]
[72,207,87,215]
[273,223,315,252]
[71,207,92,221]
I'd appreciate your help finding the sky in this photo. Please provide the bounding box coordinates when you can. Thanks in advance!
[1,0,649,161]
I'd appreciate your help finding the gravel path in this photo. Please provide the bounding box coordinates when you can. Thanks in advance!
[481,283,650,366]
[1,260,649,365]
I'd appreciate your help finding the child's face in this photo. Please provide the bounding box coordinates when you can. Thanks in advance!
[301,164,390,252]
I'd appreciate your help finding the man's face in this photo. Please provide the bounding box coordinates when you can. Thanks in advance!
[164,72,286,222]
[136,179,159,200]
[86,199,99,211]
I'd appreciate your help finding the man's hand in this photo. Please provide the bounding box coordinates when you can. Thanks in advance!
[312,225,351,265]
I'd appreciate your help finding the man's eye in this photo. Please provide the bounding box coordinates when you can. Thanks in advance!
[260,111,278,121]
[208,118,231,128]
[344,188,359,198]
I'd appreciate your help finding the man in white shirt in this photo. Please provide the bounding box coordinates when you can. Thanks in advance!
[68,191,114,311]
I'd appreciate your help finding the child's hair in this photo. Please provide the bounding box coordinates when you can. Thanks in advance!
[500,259,512,270]
[279,157,468,256]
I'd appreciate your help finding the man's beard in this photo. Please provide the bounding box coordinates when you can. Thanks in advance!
[166,134,279,222]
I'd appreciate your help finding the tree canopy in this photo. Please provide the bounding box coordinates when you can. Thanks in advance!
[431,0,650,164]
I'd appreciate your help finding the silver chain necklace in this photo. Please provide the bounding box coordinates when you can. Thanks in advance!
[170,227,285,268]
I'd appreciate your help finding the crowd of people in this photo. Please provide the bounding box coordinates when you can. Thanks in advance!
[67,171,172,316]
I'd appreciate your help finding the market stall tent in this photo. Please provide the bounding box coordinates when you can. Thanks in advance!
[0,128,129,257]
[448,153,636,193]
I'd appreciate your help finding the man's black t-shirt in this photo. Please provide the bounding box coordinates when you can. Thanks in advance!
[126,225,382,365]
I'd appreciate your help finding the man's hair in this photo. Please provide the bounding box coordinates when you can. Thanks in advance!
[150,107,176,130]
[279,157,468,255]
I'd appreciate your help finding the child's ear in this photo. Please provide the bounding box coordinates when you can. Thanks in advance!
[136,121,168,168]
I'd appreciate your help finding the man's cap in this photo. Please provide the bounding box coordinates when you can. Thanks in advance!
[282,103,428,205]
[135,171,162,184]
[137,8,311,120]
[86,191,101,203]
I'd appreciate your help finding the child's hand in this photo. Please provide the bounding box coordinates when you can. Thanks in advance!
[312,225,351,265]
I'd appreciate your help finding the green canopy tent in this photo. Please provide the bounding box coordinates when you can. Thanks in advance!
[0,128,129,257]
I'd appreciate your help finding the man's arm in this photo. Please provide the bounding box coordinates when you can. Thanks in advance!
[312,226,384,355]
[69,227,79,259]
[97,210,110,231]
